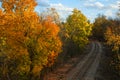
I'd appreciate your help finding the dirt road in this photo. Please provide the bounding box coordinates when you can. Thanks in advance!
[66,41,102,80]
[44,41,102,80]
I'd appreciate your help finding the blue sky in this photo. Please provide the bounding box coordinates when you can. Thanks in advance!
[0,0,119,22]
[36,0,120,22]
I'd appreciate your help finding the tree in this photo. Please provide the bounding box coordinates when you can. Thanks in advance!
[105,18,120,76]
[64,8,92,55]
[0,0,62,80]
[40,8,60,24]
[92,15,109,41]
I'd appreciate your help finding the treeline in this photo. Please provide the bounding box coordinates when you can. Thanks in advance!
[0,0,92,80]
[92,13,120,76]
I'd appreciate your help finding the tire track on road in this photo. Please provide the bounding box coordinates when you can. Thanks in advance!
[66,41,102,80]
[83,42,102,80]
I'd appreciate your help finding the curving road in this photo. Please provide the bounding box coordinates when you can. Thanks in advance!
[66,41,102,80]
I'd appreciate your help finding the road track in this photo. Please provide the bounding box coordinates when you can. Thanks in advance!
[66,41,102,80]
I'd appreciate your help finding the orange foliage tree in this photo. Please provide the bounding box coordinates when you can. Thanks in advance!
[0,0,62,80]
[105,19,120,76]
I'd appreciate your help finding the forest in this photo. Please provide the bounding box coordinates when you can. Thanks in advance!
[0,0,120,80]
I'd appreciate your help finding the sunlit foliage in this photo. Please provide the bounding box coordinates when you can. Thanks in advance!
[105,19,120,76]
[0,0,62,80]
[64,9,92,54]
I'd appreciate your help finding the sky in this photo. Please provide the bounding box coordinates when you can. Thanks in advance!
[36,0,120,22]
[0,0,119,22]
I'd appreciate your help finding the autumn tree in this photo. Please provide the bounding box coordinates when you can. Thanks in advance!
[0,0,62,80]
[92,15,110,41]
[64,8,92,56]
[105,18,120,76]
[105,3,120,76]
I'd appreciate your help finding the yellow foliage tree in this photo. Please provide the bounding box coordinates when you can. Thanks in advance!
[64,9,92,55]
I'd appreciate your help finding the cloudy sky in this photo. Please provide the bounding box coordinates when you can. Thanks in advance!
[0,0,119,22]
[36,0,120,22]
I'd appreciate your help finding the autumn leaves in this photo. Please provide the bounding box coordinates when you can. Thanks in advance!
[0,0,61,79]
[0,0,93,80]
[92,14,120,76]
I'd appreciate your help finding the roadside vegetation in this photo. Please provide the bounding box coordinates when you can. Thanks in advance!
[0,0,120,80]
[92,7,120,78]
[0,0,92,80]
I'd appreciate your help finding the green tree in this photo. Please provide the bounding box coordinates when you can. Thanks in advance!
[64,8,92,55]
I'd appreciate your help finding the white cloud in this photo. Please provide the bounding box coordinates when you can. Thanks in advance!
[49,3,73,20]
[36,1,73,20]
[84,2,104,9]
[109,1,120,10]
[104,1,119,18]
[84,1,120,10]
[105,10,113,17]
[109,4,119,9]
[88,0,96,2]
[50,3,73,12]
[80,0,96,2]
[95,2,104,8]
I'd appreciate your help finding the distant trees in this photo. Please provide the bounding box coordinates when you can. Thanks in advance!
[92,15,109,41]
[0,0,62,80]
[40,8,60,25]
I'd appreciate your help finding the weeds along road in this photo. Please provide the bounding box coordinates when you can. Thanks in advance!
[66,41,102,80]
